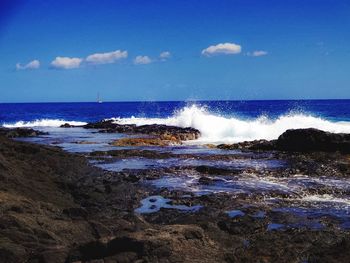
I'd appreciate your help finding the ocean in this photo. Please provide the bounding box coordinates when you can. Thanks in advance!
[1,100,350,144]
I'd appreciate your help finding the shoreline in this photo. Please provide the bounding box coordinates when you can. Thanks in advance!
[0,126,350,262]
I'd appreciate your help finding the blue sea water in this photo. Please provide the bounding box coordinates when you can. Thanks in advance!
[1,100,350,143]
[1,100,350,123]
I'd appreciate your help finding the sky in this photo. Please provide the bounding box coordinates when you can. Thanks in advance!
[0,0,350,102]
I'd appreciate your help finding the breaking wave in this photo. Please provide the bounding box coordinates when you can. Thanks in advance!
[2,119,87,128]
[110,105,350,144]
[3,105,350,144]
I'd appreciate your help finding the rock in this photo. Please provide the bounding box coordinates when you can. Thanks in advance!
[0,135,101,262]
[276,128,350,153]
[84,120,127,130]
[36,249,70,263]
[198,176,215,185]
[0,237,27,263]
[0,127,47,138]
[63,207,88,219]
[217,139,275,151]
[195,165,238,175]
[218,129,350,153]
[60,123,75,128]
[74,141,98,145]
[134,124,200,141]
[84,120,200,142]
[2,127,350,262]
[110,137,180,147]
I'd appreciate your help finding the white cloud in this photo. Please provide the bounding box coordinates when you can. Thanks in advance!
[202,42,242,56]
[16,60,40,70]
[85,50,128,65]
[50,56,83,69]
[159,51,171,60]
[134,55,152,65]
[248,50,268,57]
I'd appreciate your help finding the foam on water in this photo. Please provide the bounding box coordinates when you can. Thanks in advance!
[110,105,350,144]
[2,119,87,128]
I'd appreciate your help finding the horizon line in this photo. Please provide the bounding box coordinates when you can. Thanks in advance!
[1,98,350,104]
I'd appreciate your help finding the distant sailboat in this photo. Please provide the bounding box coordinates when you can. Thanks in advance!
[97,93,103,103]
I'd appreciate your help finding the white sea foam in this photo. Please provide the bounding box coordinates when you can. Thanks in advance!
[2,119,87,128]
[109,105,350,144]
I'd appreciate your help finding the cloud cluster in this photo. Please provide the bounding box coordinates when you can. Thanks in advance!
[51,57,83,69]
[248,50,268,57]
[134,55,152,65]
[50,49,128,69]
[159,51,171,60]
[86,50,128,64]
[202,42,242,56]
[16,60,40,70]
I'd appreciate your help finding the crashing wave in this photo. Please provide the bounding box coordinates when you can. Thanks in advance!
[3,105,350,144]
[2,119,87,128]
[109,105,350,144]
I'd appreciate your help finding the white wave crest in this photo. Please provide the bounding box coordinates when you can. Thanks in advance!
[110,105,350,144]
[2,119,87,128]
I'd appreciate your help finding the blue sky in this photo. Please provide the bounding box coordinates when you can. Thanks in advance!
[0,0,350,102]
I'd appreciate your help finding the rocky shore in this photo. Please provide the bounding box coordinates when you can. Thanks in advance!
[1,126,350,262]
[218,128,350,153]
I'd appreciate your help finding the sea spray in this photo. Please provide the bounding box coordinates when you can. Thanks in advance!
[110,105,350,144]
[3,104,350,144]
[2,119,87,128]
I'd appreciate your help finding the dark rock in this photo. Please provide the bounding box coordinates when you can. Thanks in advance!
[195,165,238,175]
[77,236,144,261]
[63,207,88,219]
[60,123,75,128]
[84,120,200,141]
[90,149,175,159]
[0,238,26,263]
[217,139,275,151]
[0,128,47,138]
[276,128,350,153]
[84,119,128,130]
[218,129,350,153]
[198,176,215,185]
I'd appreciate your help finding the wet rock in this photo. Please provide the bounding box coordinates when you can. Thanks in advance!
[84,119,133,130]
[84,120,200,141]
[195,165,239,175]
[276,128,350,153]
[217,139,275,151]
[74,141,98,144]
[0,127,47,138]
[60,123,76,128]
[110,137,180,147]
[218,129,350,153]
[198,176,215,185]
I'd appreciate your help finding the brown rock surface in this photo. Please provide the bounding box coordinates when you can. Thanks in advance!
[83,120,200,141]
[110,137,180,147]
[1,128,350,263]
